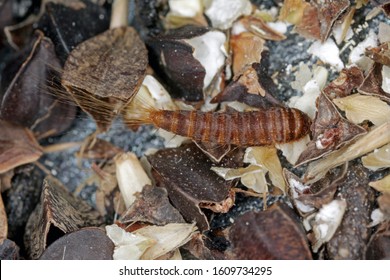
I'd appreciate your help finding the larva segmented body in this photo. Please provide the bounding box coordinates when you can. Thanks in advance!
[149,107,311,146]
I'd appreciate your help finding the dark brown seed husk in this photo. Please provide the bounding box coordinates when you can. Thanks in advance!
[213,61,284,110]
[3,165,44,246]
[296,166,346,210]
[326,161,376,260]
[359,63,390,103]
[0,239,20,260]
[226,202,312,260]
[182,232,216,260]
[366,221,390,260]
[147,143,240,231]
[147,25,208,101]
[24,176,103,259]
[120,185,185,226]
[285,166,347,217]
[37,0,110,64]
[0,31,76,137]
[323,66,365,99]
[296,93,366,166]
[40,227,114,260]
[62,26,148,132]
[193,142,232,163]
[0,1,14,44]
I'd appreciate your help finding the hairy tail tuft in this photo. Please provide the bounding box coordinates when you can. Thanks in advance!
[122,86,159,125]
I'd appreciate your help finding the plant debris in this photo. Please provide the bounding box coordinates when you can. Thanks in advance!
[40,227,114,260]
[1,0,390,261]
[106,222,197,260]
[147,25,226,101]
[0,120,43,174]
[62,26,148,132]
[0,30,76,136]
[0,239,20,260]
[147,143,238,231]
[120,185,185,226]
[226,202,312,260]
[24,177,103,259]
[325,162,376,259]
[296,93,367,166]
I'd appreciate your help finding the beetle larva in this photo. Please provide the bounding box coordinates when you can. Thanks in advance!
[129,104,311,146]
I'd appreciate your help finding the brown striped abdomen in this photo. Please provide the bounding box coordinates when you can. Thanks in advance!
[150,108,311,146]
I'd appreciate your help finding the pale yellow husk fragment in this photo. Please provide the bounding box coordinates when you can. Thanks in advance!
[244,147,286,193]
[105,224,155,260]
[115,152,152,208]
[362,143,390,171]
[334,94,390,126]
[135,223,197,260]
[305,122,390,184]
[369,174,390,194]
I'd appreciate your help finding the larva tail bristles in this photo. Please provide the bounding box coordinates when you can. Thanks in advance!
[121,86,159,126]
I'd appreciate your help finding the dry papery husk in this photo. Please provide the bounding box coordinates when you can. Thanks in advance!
[325,162,375,259]
[211,146,286,195]
[304,122,390,184]
[288,64,328,119]
[239,15,286,41]
[147,25,226,101]
[115,152,152,209]
[295,93,366,167]
[165,0,207,29]
[284,165,346,219]
[120,185,185,226]
[0,30,76,137]
[333,94,390,126]
[62,26,148,132]
[0,120,43,174]
[87,161,125,219]
[226,202,312,260]
[211,165,267,194]
[105,223,197,260]
[204,0,252,30]
[284,170,315,216]
[323,66,365,100]
[362,143,390,171]
[359,63,390,103]
[147,143,239,231]
[276,136,310,165]
[24,176,103,259]
[310,199,347,253]
[281,0,350,42]
[369,174,390,194]
[40,227,114,260]
[244,147,286,193]
[230,32,264,76]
